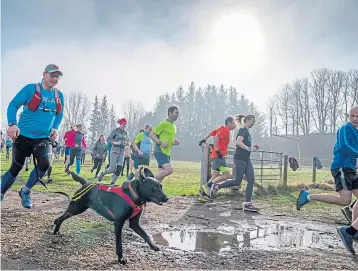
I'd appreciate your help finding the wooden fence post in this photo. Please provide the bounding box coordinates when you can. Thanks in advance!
[312,158,316,184]
[283,155,288,186]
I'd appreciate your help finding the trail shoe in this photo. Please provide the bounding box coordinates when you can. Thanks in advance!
[46,178,53,184]
[296,190,310,210]
[337,226,355,254]
[90,168,94,173]
[209,184,218,199]
[198,190,212,202]
[243,202,260,212]
[341,206,352,224]
[201,184,209,196]
[19,188,32,209]
[97,172,105,182]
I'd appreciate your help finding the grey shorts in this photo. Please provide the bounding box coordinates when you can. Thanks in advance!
[211,158,229,173]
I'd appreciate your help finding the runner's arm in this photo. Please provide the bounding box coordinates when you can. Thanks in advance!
[7,84,33,125]
[149,123,163,145]
[52,91,65,130]
[106,129,116,145]
[81,136,88,149]
[132,133,143,152]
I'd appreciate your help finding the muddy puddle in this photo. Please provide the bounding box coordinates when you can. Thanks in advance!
[152,223,337,253]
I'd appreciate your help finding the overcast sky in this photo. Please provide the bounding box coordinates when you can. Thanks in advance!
[1,0,358,126]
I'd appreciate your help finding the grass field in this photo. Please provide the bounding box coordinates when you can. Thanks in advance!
[0,151,336,205]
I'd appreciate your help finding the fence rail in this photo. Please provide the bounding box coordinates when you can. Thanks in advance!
[199,144,288,194]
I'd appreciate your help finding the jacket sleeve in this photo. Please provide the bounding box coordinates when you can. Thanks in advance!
[106,129,116,144]
[93,142,98,155]
[338,126,358,158]
[81,135,88,148]
[7,84,33,125]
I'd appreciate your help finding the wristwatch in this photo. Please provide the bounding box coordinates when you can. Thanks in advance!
[8,123,15,127]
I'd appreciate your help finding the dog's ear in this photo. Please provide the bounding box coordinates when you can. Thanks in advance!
[139,167,146,182]
[143,167,154,178]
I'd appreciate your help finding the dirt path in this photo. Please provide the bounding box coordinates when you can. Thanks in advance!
[1,191,357,270]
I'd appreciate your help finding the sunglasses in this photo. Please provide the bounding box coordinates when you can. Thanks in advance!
[47,73,62,79]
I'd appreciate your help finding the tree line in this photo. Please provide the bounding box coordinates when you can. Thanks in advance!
[269,68,358,135]
[57,68,358,161]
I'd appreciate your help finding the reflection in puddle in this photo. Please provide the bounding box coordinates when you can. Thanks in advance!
[152,224,335,252]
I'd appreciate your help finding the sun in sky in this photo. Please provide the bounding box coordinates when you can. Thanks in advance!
[207,12,265,74]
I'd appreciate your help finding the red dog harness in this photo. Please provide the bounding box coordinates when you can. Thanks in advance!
[97,184,143,220]
[27,83,62,114]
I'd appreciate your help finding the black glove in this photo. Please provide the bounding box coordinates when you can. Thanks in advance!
[119,142,125,148]
[216,150,223,159]
[199,139,206,146]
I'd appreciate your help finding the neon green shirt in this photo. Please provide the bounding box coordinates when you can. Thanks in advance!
[152,120,177,156]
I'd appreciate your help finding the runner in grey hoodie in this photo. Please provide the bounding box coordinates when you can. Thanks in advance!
[97,118,128,184]
[90,135,107,178]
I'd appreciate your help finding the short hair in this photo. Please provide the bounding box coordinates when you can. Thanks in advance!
[168,106,178,115]
[225,117,234,125]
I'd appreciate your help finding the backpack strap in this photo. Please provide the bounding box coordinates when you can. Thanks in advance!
[53,88,62,115]
[27,83,42,111]
[35,83,41,93]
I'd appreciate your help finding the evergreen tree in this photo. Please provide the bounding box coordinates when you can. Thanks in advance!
[109,104,117,132]
[89,95,101,146]
[99,95,110,136]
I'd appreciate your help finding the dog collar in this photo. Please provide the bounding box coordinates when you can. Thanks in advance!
[128,182,139,201]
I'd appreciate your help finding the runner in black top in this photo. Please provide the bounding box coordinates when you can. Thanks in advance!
[210,114,260,212]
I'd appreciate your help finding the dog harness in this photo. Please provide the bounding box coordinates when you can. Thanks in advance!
[97,184,143,220]
[27,83,62,114]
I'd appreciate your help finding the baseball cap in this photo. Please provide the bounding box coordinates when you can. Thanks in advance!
[44,64,63,76]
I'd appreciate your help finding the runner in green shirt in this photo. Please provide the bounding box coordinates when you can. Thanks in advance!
[149,106,180,182]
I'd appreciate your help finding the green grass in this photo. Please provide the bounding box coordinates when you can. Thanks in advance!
[0,152,334,198]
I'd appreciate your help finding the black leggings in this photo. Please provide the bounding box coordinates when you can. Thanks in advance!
[122,157,130,176]
[218,159,255,202]
[9,135,52,175]
[81,152,85,164]
[69,149,82,166]
[92,158,104,176]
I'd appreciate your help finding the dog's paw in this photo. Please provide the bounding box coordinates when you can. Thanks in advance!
[150,244,160,252]
[118,258,127,265]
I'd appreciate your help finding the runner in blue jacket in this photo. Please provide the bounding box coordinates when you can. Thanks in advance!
[1,64,65,208]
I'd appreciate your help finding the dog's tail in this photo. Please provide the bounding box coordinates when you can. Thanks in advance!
[53,191,71,200]
[70,171,88,185]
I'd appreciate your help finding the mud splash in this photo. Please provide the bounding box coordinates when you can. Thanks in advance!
[152,223,337,252]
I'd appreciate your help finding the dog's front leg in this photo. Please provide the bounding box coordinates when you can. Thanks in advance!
[129,214,160,251]
[114,218,127,265]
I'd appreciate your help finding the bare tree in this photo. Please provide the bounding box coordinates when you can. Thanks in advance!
[310,69,330,133]
[348,69,358,108]
[293,77,311,135]
[276,84,291,135]
[123,100,146,139]
[59,92,91,141]
[326,70,344,133]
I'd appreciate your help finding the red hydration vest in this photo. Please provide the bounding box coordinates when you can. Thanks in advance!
[27,83,62,114]
[97,184,143,219]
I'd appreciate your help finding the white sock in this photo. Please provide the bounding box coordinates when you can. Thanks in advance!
[22,186,30,192]
[307,194,311,201]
